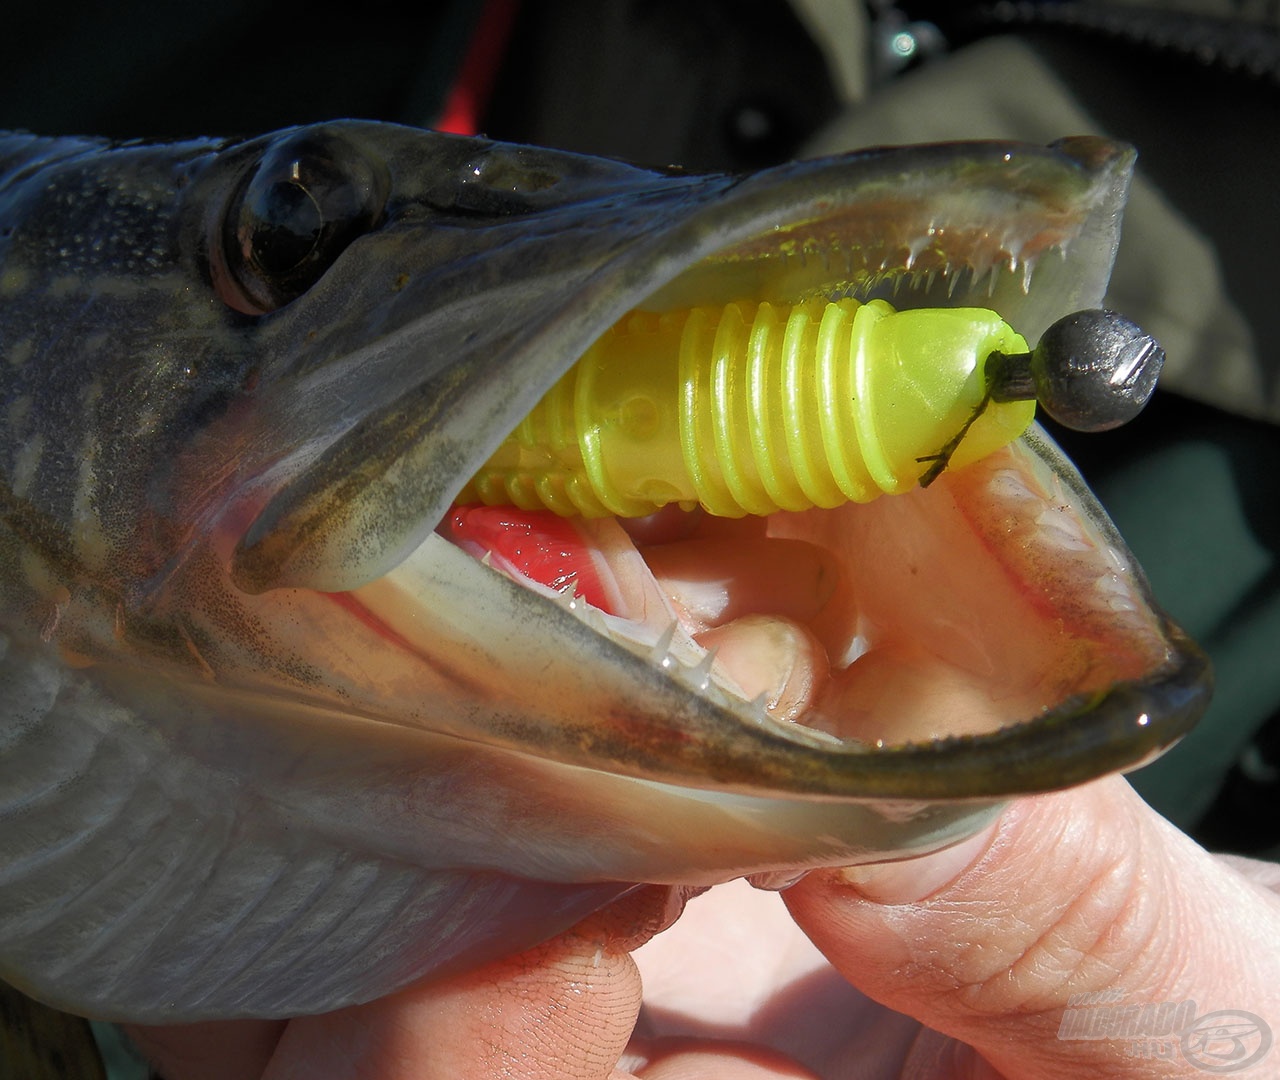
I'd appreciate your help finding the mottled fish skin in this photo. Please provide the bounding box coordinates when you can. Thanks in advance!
[0,123,1209,1022]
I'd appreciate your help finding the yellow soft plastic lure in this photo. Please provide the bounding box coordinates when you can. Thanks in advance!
[458,300,1160,518]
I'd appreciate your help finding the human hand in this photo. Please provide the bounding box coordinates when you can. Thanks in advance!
[126,775,1280,1078]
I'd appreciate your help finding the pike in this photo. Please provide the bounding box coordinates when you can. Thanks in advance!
[0,122,1209,1022]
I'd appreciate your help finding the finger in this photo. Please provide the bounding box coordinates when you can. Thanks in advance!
[626,1036,820,1078]
[784,775,1280,1079]
[260,888,684,1080]
[1219,852,1280,893]
[262,935,639,1080]
[123,1019,285,1080]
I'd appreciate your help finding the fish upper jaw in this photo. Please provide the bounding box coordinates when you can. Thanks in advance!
[226,133,1134,596]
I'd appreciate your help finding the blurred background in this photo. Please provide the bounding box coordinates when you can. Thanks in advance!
[2,0,1278,1073]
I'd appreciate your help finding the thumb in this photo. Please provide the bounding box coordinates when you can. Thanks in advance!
[784,775,1280,1079]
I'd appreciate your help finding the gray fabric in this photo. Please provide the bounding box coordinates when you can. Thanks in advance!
[804,35,1267,422]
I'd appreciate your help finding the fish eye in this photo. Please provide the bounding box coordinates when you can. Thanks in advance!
[216,133,389,314]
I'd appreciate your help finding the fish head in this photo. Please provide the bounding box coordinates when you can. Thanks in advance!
[0,122,1209,1020]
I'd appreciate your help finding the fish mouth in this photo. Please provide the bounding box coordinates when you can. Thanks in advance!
[223,131,1208,808]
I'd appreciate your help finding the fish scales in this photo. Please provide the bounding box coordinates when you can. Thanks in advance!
[0,136,247,591]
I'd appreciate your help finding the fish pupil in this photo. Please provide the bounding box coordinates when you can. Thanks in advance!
[245,179,322,276]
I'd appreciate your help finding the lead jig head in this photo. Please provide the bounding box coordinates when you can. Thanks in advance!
[917,308,1165,487]
[986,308,1165,432]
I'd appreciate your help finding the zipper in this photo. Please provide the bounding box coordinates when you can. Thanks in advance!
[888,1,1280,83]
[962,1,1274,81]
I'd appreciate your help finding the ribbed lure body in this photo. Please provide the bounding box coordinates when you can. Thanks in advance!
[458,299,1035,517]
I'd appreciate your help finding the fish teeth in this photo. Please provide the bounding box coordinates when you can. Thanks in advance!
[1034,506,1093,552]
[580,604,607,634]
[686,648,717,693]
[986,264,1001,297]
[1021,254,1038,293]
[649,622,677,667]
[553,585,614,635]
[599,611,826,722]
[1094,572,1139,613]
[986,467,1041,503]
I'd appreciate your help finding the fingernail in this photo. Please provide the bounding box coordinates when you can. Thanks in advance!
[696,615,830,722]
[836,821,998,904]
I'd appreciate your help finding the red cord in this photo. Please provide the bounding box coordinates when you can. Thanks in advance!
[435,0,522,134]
